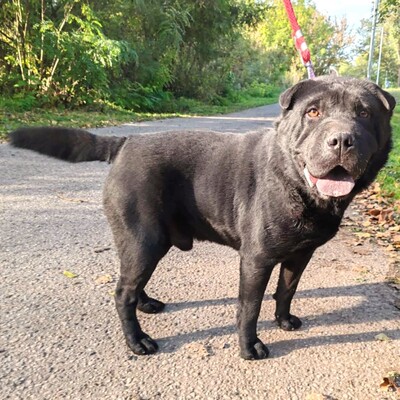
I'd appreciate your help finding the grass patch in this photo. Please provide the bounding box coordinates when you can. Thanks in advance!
[0,106,180,141]
[0,90,280,142]
[378,89,400,200]
[173,93,279,115]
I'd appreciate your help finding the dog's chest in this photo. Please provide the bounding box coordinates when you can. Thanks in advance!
[269,207,341,256]
[301,213,338,240]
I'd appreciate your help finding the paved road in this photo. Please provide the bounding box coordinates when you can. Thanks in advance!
[1,105,399,400]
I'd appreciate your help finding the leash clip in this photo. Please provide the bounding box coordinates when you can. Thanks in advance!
[305,61,315,79]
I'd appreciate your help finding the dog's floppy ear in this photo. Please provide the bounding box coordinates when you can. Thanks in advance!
[363,80,396,111]
[279,80,318,110]
[376,87,396,111]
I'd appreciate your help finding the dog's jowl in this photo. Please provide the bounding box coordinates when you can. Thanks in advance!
[10,77,395,360]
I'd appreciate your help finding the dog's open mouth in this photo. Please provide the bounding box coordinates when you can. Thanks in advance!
[304,166,355,197]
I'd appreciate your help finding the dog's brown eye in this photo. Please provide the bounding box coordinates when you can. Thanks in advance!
[306,108,321,118]
[359,110,369,118]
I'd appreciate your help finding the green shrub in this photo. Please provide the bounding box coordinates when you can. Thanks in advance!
[0,93,39,111]
[244,82,277,98]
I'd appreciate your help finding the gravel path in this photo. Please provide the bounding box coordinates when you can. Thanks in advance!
[1,105,399,400]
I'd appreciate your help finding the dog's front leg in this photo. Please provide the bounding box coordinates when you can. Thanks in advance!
[273,248,315,331]
[237,255,275,360]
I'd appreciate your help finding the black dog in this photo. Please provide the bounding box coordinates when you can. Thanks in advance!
[10,77,395,360]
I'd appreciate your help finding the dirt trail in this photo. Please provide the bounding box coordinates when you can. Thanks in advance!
[1,105,399,400]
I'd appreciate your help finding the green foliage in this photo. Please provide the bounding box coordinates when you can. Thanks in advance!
[0,0,356,111]
[379,0,400,87]
[378,91,400,198]
[256,0,351,85]
[242,82,278,98]
[379,0,400,23]
[339,0,400,86]
[0,0,137,106]
[0,93,39,111]
[109,82,173,112]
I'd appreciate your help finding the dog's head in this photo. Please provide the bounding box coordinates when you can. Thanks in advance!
[276,76,395,200]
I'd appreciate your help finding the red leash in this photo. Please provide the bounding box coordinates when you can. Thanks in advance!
[282,0,315,78]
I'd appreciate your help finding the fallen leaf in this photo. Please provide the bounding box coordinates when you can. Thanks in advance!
[379,210,394,224]
[352,248,370,256]
[393,235,400,245]
[94,274,113,285]
[380,377,392,391]
[56,193,88,203]
[94,246,111,253]
[375,333,392,342]
[63,270,78,279]
[376,231,391,239]
[354,232,371,239]
[368,208,381,216]
[380,372,400,393]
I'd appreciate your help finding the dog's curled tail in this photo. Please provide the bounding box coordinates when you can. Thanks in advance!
[9,127,126,163]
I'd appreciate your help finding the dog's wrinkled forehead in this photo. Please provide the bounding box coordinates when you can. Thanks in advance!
[279,77,396,113]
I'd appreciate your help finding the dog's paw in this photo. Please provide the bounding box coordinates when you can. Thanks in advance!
[275,314,302,331]
[126,334,159,355]
[240,339,270,360]
[137,297,165,314]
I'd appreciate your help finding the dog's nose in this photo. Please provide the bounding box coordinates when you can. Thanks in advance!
[326,132,355,153]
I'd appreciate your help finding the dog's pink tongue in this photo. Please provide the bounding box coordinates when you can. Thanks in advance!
[315,171,355,197]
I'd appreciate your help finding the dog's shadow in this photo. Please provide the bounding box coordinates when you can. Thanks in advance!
[155,282,399,358]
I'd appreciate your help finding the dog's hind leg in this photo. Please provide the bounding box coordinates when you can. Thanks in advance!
[113,229,170,355]
[273,248,315,331]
